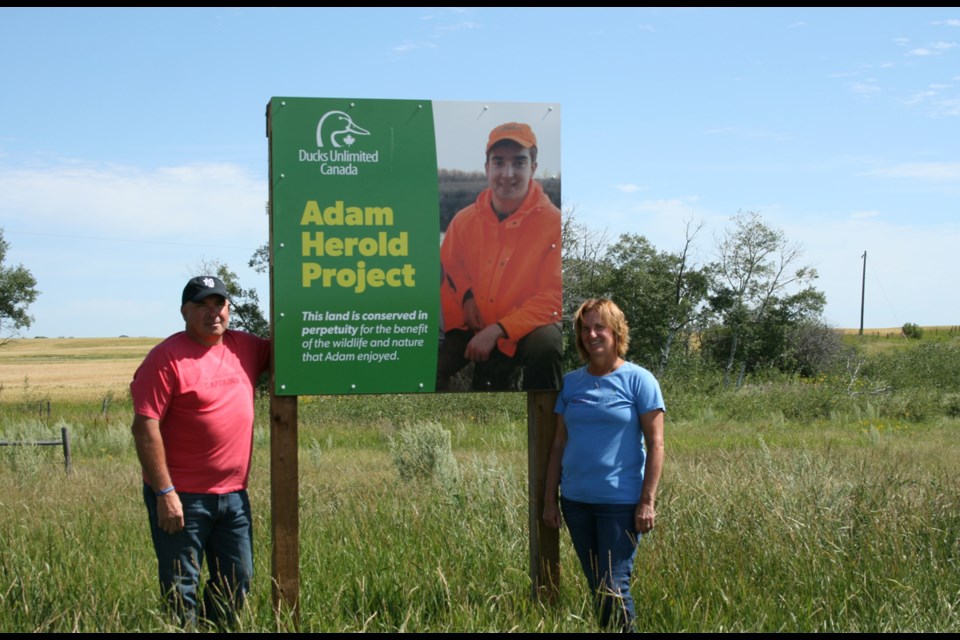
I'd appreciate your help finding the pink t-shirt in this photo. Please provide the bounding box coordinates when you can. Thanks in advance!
[130,330,270,494]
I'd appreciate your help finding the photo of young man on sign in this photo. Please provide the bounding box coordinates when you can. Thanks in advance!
[434,104,562,392]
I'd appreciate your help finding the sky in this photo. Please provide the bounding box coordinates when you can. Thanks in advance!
[1,7,957,339]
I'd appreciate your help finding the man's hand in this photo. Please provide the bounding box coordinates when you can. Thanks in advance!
[157,492,185,534]
[465,324,505,362]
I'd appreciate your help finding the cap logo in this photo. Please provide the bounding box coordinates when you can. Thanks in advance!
[202,277,216,288]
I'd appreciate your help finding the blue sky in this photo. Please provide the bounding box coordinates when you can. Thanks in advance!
[1,7,957,339]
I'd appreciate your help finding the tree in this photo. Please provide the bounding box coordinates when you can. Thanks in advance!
[558,210,714,375]
[559,207,612,370]
[704,210,822,385]
[0,228,40,343]
[785,319,845,377]
[649,219,711,374]
[602,228,710,374]
[249,243,269,276]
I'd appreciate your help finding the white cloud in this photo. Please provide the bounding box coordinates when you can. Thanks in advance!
[0,159,267,243]
[851,81,881,95]
[614,183,645,194]
[435,21,481,32]
[904,89,938,105]
[932,97,960,116]
[907,41,956,56]
[861,162,960,180]
[393,41,439,53]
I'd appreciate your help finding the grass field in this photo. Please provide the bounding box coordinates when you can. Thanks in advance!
[838,325,958,338]
[0,332,958,632]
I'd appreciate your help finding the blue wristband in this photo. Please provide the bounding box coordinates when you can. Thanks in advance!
[156,485,175,497]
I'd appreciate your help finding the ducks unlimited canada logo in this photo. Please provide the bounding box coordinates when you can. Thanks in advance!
[299,110,380,175]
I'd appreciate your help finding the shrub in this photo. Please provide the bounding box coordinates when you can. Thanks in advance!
[902,322,924,339]
[389,421,461,490]
[862,342,960,392]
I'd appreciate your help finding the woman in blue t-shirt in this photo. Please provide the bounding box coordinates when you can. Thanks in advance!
[543,298,665,632]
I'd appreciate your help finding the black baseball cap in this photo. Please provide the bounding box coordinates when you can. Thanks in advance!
[182,276,230,305]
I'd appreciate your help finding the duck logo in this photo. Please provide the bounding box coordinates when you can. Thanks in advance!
[316,110,370,148]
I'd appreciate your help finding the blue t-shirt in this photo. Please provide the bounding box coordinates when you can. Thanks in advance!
[554,361,665,504]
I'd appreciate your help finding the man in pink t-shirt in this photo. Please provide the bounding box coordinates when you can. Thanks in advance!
[131,275,270,629]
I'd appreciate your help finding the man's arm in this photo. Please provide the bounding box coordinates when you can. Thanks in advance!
[131,414,184,533]
[461,292,485,333]
[494,210,563,342]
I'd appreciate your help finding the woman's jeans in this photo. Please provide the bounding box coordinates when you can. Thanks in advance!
[561,497,640,631]
[143,485,254,629]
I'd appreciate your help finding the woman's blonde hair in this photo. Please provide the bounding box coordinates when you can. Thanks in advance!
[573,298,630,362]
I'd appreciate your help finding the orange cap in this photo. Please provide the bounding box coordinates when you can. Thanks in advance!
[486,122,537,153]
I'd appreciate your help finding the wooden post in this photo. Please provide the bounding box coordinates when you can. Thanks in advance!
[61,426,71,475]
[270,392,300,627]
[528,390,559,601]
[266,100,300,626]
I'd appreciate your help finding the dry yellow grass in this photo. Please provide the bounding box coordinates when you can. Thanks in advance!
[838,327,905,337]
[0,337,161,403]
[839,325,956,337]
[1,326,954,403]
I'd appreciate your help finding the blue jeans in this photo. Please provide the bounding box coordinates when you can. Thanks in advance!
[142,485,254,629]
[561,497,640,631]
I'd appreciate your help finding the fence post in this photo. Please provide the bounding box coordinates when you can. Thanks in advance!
[61,426,71,475]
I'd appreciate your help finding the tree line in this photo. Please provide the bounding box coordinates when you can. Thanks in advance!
[561,209,841,385]
[0,205,842,388]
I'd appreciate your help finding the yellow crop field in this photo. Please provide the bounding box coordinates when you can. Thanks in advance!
[0,337,161,403]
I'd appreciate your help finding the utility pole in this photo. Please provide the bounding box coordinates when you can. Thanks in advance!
[859,251,866,336]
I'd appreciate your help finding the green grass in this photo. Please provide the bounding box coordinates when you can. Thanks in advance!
[840,325,960,356]
[1,334,958,632]
[0,399,957,632]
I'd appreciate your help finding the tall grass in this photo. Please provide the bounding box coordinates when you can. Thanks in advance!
[1,338,959,631]
[0,400,957,632]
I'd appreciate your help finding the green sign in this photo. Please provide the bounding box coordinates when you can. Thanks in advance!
[269,98,440,395]
[268,97,562,396]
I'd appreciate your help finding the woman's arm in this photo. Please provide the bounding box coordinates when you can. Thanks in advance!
[542,413,568,529]
[635,408,665,534]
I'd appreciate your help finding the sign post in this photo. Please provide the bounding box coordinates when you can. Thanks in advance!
[265,97,563,617]
[528,390,560,600]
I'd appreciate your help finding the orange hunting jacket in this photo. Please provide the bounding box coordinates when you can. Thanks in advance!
[440,180,562,357]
